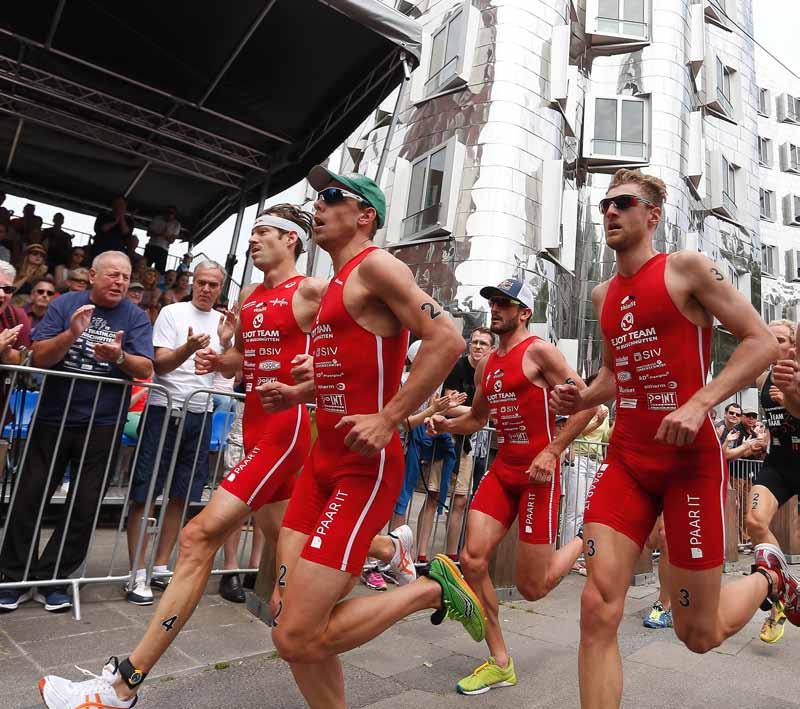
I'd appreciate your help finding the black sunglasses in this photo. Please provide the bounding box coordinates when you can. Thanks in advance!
[35,288,55,296]
[599,194,655,214]
[317,187,371,209]
[489,296,523,308]
[0,285,14,294]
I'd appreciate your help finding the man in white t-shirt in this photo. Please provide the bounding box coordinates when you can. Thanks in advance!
[124,261,235,605]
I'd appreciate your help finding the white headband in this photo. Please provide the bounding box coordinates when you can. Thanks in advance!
[252,214,308,240]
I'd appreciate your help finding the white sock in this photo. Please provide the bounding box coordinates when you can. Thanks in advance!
[153,564,168,574]
[134,568,147,582]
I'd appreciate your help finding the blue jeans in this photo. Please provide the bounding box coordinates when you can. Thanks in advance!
[394,427,457,516]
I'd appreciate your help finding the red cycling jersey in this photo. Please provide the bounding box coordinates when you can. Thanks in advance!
[584,253,726,569]
[220,276,311,511]
[470,336,560,545]
[282,247,409,574]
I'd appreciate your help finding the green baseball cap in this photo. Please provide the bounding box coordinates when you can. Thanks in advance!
[307,165,386,227]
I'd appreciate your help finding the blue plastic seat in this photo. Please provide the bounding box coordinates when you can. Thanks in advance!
[209,410,233,452]
[2,390,39,439]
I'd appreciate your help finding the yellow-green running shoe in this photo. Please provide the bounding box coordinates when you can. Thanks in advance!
[456,657,517,695]
[428,554,486,642]
[760,601,787,644]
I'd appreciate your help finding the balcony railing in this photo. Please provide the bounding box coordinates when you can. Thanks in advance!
[716,88,734,117]
[402,203,442,240]
[590,139,648,161]
[722,189,737,216]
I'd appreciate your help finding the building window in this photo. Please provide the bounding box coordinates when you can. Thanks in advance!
[758,137,772,167]
[758,88,770,116]
[759,188,775,221]
[762,244,777,275]
[764,301,777,322]
[401,137,464,241]
[784,194,800,226]
[426,8,465,96]
[715,58,734,117]
[596,0,648,38]
[722,156,736,213]
[781,143,800,173]
[778,93,800,124]
[585,95,648,163]
[726,263,739,290]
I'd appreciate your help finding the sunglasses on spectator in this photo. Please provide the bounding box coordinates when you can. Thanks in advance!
[598,194,655,214]
[35,288,55,296]
[489,296,523,308]
[317,187,371,208]
[0,285,14,294]
[726,410,742,417]
[71,278,90,285]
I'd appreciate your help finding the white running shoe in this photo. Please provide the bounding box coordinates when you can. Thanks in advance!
[39,657,137,708]
[124,577,153,606]
[388,525,417,586]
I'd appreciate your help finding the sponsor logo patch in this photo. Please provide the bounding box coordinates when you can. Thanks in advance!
[620,397,638,409]
[617,371,632,382]
[647,392,678,411]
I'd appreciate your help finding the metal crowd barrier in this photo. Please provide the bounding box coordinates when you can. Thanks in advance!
[728,457,762,552]
[0,364,257,620]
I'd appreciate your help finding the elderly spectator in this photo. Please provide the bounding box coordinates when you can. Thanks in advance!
[65,267,90,293]
[145,206,181,272]
[140,268,162,307]
[41,213,73,272]
[162,270,191,305]
[54,247,87,291]
[24,278,56,331]
[124,260,233,605]
[0,251,153,613]
[93,196,134,258]
[0,260,32,358]
[13,243,48,305]
[127,281,144,307]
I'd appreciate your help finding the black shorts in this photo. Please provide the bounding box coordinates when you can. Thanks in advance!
[754,457,800,507]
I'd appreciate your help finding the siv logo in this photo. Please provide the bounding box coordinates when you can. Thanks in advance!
[634,348,661,362]
[617,371,632,382]
[647,392,677,411]
[252,313,264,328]
[620,312,634,332]
[620,295,636,311]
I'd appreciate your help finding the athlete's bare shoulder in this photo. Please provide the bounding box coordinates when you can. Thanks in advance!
[297,275,328,304]
[238,283,259,307]
[590,279,611,308]
[667,249,721,288]
[356,247,409,282]
[526,337,562,371]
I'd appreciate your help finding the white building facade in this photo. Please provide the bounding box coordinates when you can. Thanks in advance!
[308,0,798,383]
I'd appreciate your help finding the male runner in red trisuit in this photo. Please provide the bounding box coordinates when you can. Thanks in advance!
[550,169,795,709]
[38,205,328,708]
[258,168,486,709]
[426,278,596,695]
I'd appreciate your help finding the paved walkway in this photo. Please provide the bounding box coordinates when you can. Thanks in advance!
[3,566,800,708]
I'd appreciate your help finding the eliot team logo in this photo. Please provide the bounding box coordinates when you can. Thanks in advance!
[620,311,634,332]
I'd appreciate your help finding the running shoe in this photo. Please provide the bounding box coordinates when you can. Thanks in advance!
[40,657,137,709]
[0,586,33,612]
[456,657,517,695]
[361,567,387,591]
[387,525,417,586]
[428,554,485,642]
[643,601,672,629]
[124,578,153,606]
[34,586,72,613]
[760,602,787,644]
[150,576,170,592]
[754,543,800,625]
